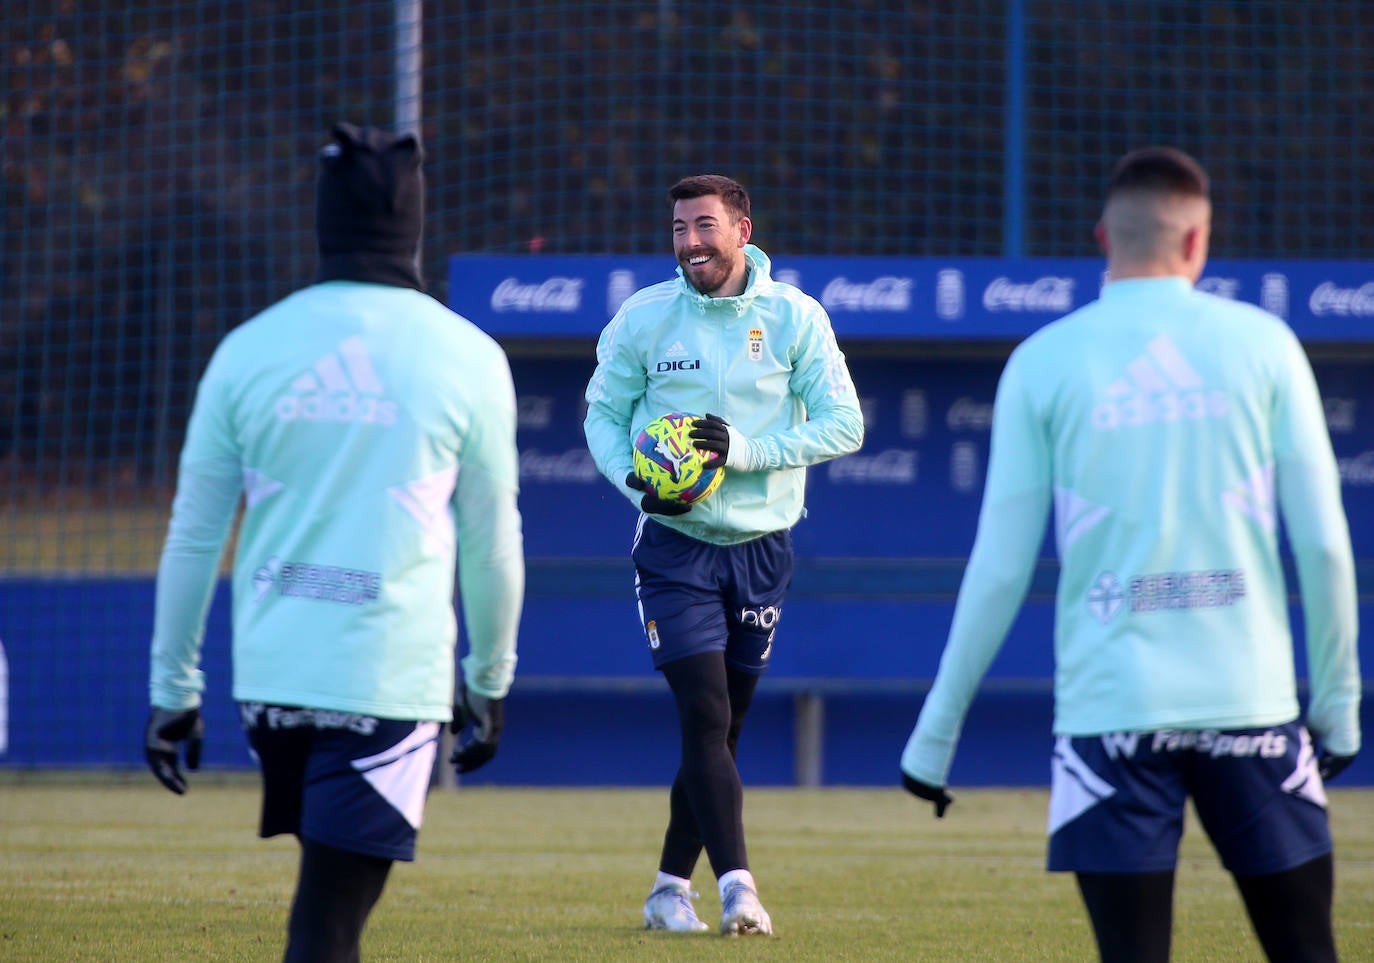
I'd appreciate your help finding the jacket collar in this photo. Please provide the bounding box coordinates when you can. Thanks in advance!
[317,252,424,291]
[676,244,772,311]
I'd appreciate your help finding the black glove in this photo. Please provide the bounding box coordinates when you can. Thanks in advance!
[625,472,691,516]
[1318,751,1357,783]
[688,412,730,468]
[145,707,204,795]
[450,687,505,774]
[902,772,953,818]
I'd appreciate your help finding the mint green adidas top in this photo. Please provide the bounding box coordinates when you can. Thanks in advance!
[584,244,865,545]
[902,276,1361,785]
[149,281,524,720]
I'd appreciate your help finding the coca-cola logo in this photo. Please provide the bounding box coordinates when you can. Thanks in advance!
[516,395,555,430]
[825,449,918,484]
[1309,281,1374,317]
[519,448,602,483]
[982,276,1074,313]
[1324,398,1356,434]
[1337,451,1374,486]
[946,397,994,432]
[491,277,584,312]
[821,276,913,312]
[1196,276,1241,299]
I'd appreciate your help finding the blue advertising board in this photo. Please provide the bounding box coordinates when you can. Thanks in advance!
[509,355,1374,563]
[449,255,1374,341]
[5,287,1374,780]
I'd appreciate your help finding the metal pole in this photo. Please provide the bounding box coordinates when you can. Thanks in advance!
[1003,0,1026,257]
[0,638,8,756]
[793,691,824,787]
[153,244,174,489]
[394,0,422,136]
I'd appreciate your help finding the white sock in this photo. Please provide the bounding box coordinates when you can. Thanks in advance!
[654,870,692,893]
[718,868,756,900]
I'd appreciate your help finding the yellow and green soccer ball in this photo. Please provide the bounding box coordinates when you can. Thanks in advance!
[632,412,725,505]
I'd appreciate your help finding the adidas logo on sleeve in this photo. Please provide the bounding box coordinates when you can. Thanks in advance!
[274,336,398,426]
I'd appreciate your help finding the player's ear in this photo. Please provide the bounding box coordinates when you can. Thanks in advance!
[1181,222,1206,262]
[1181,222,1211,283]
[737,216,752,247]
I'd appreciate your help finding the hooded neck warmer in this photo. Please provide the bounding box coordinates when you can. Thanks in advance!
[315,122,425,291]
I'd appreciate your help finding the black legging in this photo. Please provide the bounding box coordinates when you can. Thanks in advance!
[1076,854,1337,963]
[658,651,760,880]
[284,837,393,963]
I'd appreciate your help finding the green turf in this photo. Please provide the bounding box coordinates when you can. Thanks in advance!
[2,776,1371,961]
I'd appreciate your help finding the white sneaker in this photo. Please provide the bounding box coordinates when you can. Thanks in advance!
[719,880,773,936]
[643,884,709,932]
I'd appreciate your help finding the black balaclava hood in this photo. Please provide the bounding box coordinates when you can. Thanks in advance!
[315,123,425,290]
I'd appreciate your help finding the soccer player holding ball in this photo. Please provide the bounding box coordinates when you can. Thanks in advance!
[144,125,523,961]
[901,147,1361,962]
[584,175,864,935]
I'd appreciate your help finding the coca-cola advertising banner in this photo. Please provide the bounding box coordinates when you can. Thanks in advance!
[449,255,1374,341]
[507,356,1374,561]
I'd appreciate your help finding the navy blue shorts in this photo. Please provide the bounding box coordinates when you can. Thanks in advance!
[630,517,793,674]
[240,703,440,862]
[1047,721,1332,876]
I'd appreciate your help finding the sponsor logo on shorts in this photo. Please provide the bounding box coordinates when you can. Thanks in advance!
[646,620,660,649]
[738,605,781,629]
[1100,728,1289,760]
[239,702,379,735]
[740,605,780,656]
[1152,729,1289,759]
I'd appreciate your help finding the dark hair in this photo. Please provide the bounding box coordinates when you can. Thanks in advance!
[1106,146,1209,201]
[668,174,751,222]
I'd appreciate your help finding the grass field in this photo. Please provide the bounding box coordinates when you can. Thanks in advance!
[2,775,1372,961]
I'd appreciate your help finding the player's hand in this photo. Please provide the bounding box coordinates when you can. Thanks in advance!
[625,472,691,516]
[902,772,953,818]
[1318,750,1357,782]
[688,412,730,468]
[450,686,505,774]
[145,707,204,795]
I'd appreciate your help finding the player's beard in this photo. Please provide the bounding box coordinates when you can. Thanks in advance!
[679,246,739,297]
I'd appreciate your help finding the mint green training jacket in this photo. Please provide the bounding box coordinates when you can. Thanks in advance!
[584,244,864,545]
[149,281,524,721]
[902,276,1361,787]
